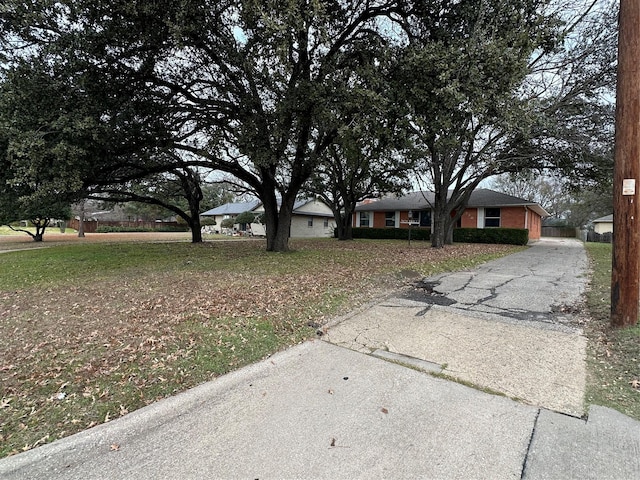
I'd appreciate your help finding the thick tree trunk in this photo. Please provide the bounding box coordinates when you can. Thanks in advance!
[190,218,203,243]
[32,219,49,242]
[181,172,204,244]
[261,193,279,251]
[431,213,447,248]
[430,191,452,248]
[188,199,203,243]
[337,205,354,240]
[339,220,353,241]
[261,192,296,252]
[445,220,454,245]
[271,221,292,251]
[270,197,296,251]
[333,218,344,239]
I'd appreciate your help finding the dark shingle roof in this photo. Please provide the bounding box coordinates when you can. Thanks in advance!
[355,189,549,217]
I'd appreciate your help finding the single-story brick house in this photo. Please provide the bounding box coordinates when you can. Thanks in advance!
[202,198,336,238]
[354,189,549,241]
[592,214,613,234]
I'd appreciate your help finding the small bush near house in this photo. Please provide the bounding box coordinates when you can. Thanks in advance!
[453,228,529,245]
[220,218,235,229]
[235,211,257,225]
[200,217,217,226]
[348,227,431,241]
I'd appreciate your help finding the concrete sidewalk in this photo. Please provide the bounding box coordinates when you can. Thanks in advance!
[1,238,639,479]
[1,341,638,480]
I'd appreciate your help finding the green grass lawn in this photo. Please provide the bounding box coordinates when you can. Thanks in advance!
[583,242,640,420]
[4,238,636,458]
[0,225,77,236]
[0,239,520,458]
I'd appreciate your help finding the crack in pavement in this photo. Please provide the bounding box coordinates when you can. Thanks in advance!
[324,238,590,418]
[405,266,585,327]
[350,322,383,350]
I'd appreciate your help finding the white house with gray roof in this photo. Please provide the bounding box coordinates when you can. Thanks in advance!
[592,214,613,234]
[202,198,335,238]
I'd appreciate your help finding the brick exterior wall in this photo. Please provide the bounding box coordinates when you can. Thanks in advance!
[373,212,387,228]
[527,209,542,240]
[354,205,543,240]
[501,207,526,229]
[460,208,477,228]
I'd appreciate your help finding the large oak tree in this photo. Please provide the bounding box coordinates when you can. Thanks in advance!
[3,0,433,251]
[399,0,615,247]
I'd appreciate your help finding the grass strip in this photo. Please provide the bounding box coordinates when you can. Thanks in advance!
[583,242,640,420]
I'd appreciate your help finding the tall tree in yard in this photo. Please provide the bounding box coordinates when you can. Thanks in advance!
[0,119,72,241]
[304,60,412,240]
[4,1,613,251]
[4,0,435,252]
[400,0,616,248]
[88,165,213,243]
[0,61,89,240]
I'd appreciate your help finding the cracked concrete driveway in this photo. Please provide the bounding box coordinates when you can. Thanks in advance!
[324,238,589,416]
[416,236,587,324]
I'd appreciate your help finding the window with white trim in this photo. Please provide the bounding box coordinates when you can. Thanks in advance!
[419,211,431,227]
[385,212,395,227]
[307,217,313,228]
[359,212,370,227]
[484,208,501,227]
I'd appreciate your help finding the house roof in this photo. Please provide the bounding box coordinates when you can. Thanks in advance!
[355,189,549,217]
[202,198,333,218]
[592,214,613,223]
[291,198,334,217]
[201,200,261,216]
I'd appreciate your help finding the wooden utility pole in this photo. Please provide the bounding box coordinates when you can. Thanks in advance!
[611,0,640,327]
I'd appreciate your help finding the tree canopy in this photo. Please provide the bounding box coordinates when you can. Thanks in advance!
[402,0,616,246]
[1,0,616,249]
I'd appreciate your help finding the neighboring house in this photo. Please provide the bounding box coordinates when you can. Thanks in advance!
[201,198,336,238]
[592,214,613,234]
[354,189,549,241]
[200,200,262,233]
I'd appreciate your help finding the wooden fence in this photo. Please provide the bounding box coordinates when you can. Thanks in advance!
[67,219,182,233]
[586,231,612,243]
[541,226,579,238]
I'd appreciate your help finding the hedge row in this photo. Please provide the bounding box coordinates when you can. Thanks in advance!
[348,227,431,241]
[347,227,528,245]
[452,228,529,245]
[96,225,190,233]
